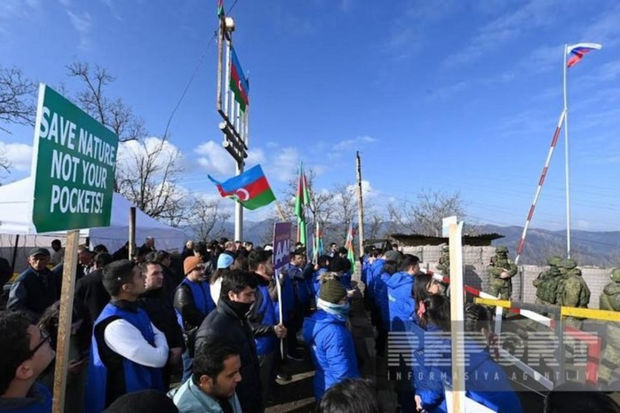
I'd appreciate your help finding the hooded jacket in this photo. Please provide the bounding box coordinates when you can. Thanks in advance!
[386,271,416,331]
[302,310,359,399]
[366,259,385,298]
[373,271,392,330]
[169,377,242,413]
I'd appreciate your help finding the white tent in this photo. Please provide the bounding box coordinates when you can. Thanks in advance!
[0,177,188,254]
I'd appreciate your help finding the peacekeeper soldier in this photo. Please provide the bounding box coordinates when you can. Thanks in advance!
[436,246,450,276]
[557,260,590,329]
[599,268,620,385]
[533,256,563,305]
[487,246,517,300]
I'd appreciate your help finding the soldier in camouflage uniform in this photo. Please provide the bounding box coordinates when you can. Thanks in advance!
[487,246,518,300]
[436,245,450,276]
[556,259,590,329]
[599,268,620,385]
[533,256,563,305]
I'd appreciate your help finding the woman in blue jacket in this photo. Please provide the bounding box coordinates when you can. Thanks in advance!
[387,254,420,332]
[372,259,398,356]
[414,297,523,413]
[302,279,359,399]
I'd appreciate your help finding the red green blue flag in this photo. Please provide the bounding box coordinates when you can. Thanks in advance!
[345,222,356,272]
[217,0,224,17]
[208,164,275,210]
[230,47,249,111]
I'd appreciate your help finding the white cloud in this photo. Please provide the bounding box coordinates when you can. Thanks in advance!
[331,135,377,153]
[346,179,374,199]
[66,10,92,50]
[443,0,558,68]
[117,137,184,174]
[268,147,299,182]
[195,140,235,176]
[194,140,265,177]
[0,142,33,172]
[101,0,123,21]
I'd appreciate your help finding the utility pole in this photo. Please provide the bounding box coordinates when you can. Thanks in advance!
[355,151,365,257]
[216,6,249,241]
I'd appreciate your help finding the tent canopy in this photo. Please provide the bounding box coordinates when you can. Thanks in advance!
[0,177,188,253]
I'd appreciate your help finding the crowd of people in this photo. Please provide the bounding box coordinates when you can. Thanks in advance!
[0,237,618,413]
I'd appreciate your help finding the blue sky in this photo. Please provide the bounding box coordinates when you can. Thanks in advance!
[2,0,620,231]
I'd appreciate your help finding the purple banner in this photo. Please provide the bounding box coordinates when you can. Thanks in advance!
[273,222,292,271]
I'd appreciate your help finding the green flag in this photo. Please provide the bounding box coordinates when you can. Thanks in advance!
[295,164,310,245]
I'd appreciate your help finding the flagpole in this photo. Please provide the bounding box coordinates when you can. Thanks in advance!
[563,43,571,259]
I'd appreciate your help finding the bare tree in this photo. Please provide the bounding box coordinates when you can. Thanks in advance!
[66,62,146,142]
[188,197,230,242]
[282,168,337,237]
[116,138,185,221]
[388,190,466,236]
[331,183,357,244]
[0,66,36,134]
[365,210,385,241]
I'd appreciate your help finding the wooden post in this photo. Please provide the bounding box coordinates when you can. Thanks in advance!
[52,229,79,413]
[446,217,465,413]
[129,206,136,260]
[355,151,365,258]
[10,234,19,273]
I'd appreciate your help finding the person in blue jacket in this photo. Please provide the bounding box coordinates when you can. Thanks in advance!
[372,258,399,357]
[282,248,311,360]
[302,279,359,399]
[387,254,421,332]
[85,259,168,413]
[414,297,523,413]
[386,254,420,412]
[312,255,330,297]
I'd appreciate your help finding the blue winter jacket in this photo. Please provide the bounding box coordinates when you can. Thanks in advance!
[361,256,370,285]
[386,271,416,331]
[275,268,295,323]
[286,263,312,310]
[302,310,360,399]
[415,328,523,413]
[313,268,328,297]
[366,259,384,299]
[373,271,392,330]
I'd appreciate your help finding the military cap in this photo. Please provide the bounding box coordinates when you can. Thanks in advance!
[495,246,508,254]
[547,256,562,267]
[560,258,577,269]
[611,268,620,282]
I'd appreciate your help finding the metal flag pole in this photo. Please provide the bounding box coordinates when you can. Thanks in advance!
[562,44,571,258]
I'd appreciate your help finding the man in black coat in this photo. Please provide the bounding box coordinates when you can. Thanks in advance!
[195,269,262,413]
[138,259,184,388]
[74,252,113,328]
[7,248,60,321]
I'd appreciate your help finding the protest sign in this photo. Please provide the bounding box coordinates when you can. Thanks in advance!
[31,84,118,233]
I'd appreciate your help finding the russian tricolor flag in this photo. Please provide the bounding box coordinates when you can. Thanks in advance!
[566,43,602,68]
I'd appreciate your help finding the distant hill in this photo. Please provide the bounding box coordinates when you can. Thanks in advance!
[184,221,620,267]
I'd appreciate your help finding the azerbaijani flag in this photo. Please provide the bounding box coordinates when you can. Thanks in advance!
[208,164,275,210]
[230,47,249,111]
[344,222,356,272]
[567,43,602,68]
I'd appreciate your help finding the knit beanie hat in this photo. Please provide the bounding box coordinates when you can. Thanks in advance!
[217,253,234,269]
[183,256,202,275]
[320,278,347,304]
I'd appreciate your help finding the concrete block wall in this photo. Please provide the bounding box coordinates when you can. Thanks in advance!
[402,245,613,309]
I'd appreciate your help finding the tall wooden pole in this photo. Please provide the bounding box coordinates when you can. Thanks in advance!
[52,229,79,413]
[128,206,136,259]
[355,151,365,257]
[446,216,465,413]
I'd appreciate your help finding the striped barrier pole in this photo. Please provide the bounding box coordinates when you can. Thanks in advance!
[515,110,566,265]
